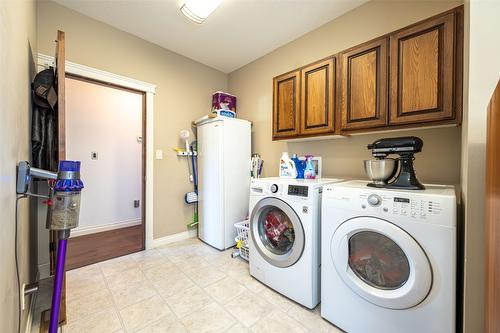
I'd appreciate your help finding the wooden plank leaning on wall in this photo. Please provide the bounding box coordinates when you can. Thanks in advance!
[41,30,66,333]
[485,80,500,333]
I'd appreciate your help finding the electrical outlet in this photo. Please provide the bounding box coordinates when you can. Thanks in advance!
[134,200,140,208]
[155,149,163,160]
[91,151,98,160]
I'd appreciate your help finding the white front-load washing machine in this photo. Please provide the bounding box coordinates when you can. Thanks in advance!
[249,177,344,309]
[321,180,457,333]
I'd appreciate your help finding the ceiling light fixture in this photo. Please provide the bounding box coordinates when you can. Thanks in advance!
[180,0,223,24]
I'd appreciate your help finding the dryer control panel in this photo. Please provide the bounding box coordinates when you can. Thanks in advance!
[390,196,442,218]
[358,192,447,222]
[323,181,457,227]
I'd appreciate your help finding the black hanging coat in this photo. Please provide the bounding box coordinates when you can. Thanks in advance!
[31,68,58,172]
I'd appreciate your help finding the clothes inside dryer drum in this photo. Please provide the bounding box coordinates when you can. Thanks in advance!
[348,231,410,290]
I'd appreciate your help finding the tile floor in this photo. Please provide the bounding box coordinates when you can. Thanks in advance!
[31,238,342,333]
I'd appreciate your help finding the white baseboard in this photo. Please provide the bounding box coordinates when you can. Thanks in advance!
[70,218,142,238]
[38,263,50,280]
[150,229,198,248]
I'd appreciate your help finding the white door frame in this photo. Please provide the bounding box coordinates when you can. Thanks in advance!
[37,53,156,249]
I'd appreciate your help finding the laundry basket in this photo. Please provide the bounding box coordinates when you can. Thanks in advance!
[232,220,249,261]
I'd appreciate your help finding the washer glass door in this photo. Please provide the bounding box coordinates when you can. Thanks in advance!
[331,216,432,309]
[251,197,304,268]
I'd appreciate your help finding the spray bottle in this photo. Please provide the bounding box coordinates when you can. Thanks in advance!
[304,155,316,179]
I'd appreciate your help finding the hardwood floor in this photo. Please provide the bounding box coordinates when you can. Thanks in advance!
[66,225,144,270]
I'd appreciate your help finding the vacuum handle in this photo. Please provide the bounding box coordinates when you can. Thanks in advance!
[16,161,58,194]
[31,167,58,180]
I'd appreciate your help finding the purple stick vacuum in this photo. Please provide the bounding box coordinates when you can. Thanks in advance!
[15,160,83,333]
[47,161,84,333]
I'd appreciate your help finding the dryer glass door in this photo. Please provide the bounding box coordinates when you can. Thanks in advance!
[331,217,432,309]
[250,197,305,268]
[348,231,410,290]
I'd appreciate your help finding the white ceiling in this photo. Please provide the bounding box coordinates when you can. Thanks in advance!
[53,0,367,73]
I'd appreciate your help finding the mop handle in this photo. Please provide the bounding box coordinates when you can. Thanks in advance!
[191,146,198,193]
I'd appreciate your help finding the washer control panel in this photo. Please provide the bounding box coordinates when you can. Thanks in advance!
[250,181,315,201]
[288,185,309,197]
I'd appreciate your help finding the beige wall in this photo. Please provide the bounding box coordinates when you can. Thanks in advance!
[37,1,228,240]
[461,0,500,331]
[228,0,463,185]
[0,0,38,332]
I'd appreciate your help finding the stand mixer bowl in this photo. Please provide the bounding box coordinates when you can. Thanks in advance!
[364,159,398,185]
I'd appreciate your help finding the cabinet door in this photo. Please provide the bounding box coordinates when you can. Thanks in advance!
[390,12,455,125]
[273,71,301,139]
[340,38,388,131]
[300,58,335,135]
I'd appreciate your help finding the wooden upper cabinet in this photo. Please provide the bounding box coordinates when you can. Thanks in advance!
[390,12,456,125]
[271,6,462,140]
[300,58,335,135]
[340,38,388,131]
[273,70,300,139]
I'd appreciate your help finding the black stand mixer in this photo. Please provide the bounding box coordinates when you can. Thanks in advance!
[364,136,425,190]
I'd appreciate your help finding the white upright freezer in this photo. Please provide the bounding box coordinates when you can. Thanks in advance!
[195,116,251,250]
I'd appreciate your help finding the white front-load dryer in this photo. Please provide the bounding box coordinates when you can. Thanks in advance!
[249,177,344,309]
[321,180,457,333]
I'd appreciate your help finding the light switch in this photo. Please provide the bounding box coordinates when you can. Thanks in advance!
[155,149,163,160]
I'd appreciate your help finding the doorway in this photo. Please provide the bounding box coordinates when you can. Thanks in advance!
[64,74,146,269]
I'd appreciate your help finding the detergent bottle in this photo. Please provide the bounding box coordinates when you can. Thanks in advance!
[304,155,316,179]
[291,154,305,179]
[279,152,298,178]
